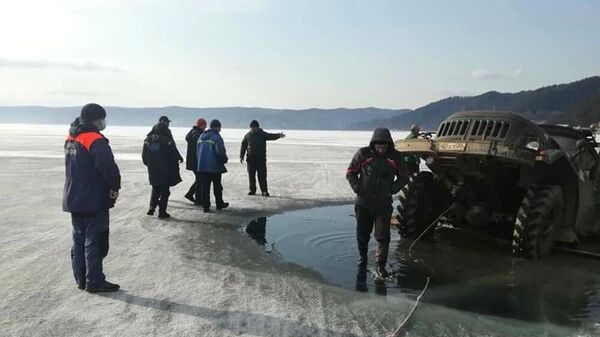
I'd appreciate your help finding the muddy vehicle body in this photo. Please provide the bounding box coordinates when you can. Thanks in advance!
[395,111,600,258]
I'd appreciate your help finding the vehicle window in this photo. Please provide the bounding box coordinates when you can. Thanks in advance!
[548,135,578,155]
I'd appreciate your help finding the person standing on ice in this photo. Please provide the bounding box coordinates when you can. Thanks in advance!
[184,118,207,204]
[239,120,285,197]
[404,124,421,175]
[157,115,184,164]
[63,103,121,293]
[197,119,229,213]
[142,122,182,218]
[346,128,408,278]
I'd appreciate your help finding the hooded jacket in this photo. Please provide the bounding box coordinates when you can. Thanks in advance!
[197,129,228,174]
[62,117,121,213]
[185,126,203,171]
[240,128,282,162]
[142,123,182,186]
[346,128,408,208]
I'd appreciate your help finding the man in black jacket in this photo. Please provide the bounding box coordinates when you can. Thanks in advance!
[239,120,285,196]
[142,123,182,218]
[63,103,121,293]
[157,115,184,163]
[346,128,408,278]
[184,118,206,204]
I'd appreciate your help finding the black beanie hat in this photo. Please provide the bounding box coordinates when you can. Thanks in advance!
[80,103,106,123]
[250,120,259,128]
[210,119,221,129]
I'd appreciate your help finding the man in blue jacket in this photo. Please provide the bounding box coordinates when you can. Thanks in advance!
[197,119,229,213]
[63,103,121,293]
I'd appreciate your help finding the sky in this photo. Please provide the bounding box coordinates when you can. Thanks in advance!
[0,0,598,109]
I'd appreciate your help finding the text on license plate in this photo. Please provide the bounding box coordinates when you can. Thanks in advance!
[437,142,466,151]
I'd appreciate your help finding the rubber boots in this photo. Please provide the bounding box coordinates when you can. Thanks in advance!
[357,240,368,267]
[375,240,390,278]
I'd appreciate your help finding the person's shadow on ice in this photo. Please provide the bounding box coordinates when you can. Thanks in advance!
[98,291,359,337]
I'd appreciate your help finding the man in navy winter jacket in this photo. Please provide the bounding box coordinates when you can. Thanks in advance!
[197,119,229,212]
[63,103,121,293]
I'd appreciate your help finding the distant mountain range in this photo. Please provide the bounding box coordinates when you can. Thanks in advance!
[356,76,600,130]
[1,76,599,130]
[0,106,408,130]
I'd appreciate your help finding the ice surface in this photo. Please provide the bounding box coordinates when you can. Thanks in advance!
[0,123,595,337]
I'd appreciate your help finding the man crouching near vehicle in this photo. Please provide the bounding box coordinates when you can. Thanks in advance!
[346,127,408,278]
[63,103,121,293]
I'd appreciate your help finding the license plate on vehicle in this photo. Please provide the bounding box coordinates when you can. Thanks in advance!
[437,142,466,152]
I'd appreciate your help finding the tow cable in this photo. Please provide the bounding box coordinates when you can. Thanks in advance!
[388,206,453,337]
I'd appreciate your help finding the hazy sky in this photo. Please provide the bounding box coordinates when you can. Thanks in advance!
[0,0,598,109]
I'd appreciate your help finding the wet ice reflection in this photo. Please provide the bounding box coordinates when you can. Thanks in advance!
[243,204,600,331]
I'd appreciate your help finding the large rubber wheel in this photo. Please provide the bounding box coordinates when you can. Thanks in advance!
[397,171,450,240]
[512,185,564,259]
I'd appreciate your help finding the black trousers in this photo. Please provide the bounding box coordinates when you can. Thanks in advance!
[186,171,203,204]
[199,172,225,209]
[150,185,170,213]
[71,210,109,286]
[355,204,392,266]
[247,160,267,193]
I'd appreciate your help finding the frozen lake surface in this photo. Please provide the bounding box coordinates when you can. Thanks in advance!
[0,123,598,337]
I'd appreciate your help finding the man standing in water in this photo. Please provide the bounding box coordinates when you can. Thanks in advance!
[239,120,285,197]
[63,103,121,293]
[346,128,408,278]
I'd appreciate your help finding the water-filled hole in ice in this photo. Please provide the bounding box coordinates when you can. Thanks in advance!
[243,204,600,328]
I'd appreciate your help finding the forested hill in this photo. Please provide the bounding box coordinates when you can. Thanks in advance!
[552,89,600,126]
[357,76,600,130]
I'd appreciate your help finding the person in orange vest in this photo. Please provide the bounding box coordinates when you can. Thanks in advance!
[63,103,121,293]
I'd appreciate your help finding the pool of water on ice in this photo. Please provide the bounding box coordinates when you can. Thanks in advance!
[242,204,600,331]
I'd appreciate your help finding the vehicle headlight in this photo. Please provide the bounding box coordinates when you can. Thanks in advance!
[526,141,540,151]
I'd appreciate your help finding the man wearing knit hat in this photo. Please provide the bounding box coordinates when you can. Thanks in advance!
[63,103,121,293]
[184,118,207,204]
[240,120,285,196]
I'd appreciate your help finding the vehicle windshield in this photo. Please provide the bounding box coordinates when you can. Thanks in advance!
[548,134,579,155]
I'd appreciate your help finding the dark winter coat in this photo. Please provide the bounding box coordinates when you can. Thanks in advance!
[163,126,184,163]
[240,128,282,162]
[142,124,183,187]
[185,126,203,171]
[63,117,121,213]
[346,128,409,208]
[197,129,228,174]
